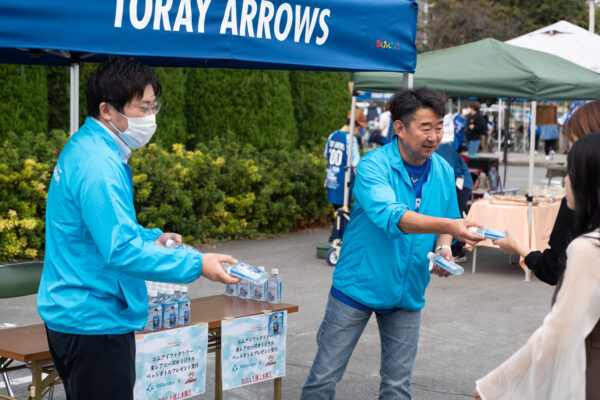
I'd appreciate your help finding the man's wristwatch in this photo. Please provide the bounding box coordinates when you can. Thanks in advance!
[435,245,451,254]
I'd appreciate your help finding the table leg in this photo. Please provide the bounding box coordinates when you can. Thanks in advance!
[274,377,282,400]
[28,361,42,400]
[471,247,477,274]
[1,358,15,398]
[215,346,222,400]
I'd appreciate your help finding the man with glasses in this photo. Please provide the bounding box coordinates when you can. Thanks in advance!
[37,56,239,400]
[301,87,483,400]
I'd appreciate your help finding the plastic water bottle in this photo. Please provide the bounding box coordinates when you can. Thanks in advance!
[266,268,282,304]
[470,227,506,240]
[427,252,464,275]
[223,262,268,285]
[238,279,252,299]
[225,282,239,296]
[254,266,266,301]
[162,285,179,329]
[165,239,203,253]
[145,289,162,332]
[178,286,191,326]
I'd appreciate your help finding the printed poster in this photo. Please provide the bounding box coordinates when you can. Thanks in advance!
[221,311,287,390]
[134,324,208,400]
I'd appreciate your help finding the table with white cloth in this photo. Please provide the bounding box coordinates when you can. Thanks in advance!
[466,199,562,279]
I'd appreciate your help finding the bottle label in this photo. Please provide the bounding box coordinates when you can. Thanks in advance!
[267,281,281,303]
[225,284,237,296]
[228,262,265,283]
[163,301,178,328]
[482,228,506,240]
[239,281,250,298]
[147,304,163,331]
[433,256,463,275]
[178,300,190,326]
[254,284,264,300]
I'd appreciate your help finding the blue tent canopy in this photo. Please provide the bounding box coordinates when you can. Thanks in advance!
[0,0,418,72]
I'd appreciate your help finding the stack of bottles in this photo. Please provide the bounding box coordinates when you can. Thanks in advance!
[224,263,282,304]
[142,282,191,332]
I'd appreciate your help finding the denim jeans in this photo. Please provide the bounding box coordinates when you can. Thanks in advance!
[300,295,421,400]
[467,139,481,156]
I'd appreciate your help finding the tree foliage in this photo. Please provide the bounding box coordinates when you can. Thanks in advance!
[423,0,594,51]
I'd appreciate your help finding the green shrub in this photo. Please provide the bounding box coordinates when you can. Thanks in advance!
[131,140,330,245]
[290,71,351,146]
[154,67,189,149]
[0,65,48,139]
[185,69,298,150]
[47,66,70,131]
[0,129,68,261]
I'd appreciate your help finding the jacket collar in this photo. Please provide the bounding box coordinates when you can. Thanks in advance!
[86,117,131,162]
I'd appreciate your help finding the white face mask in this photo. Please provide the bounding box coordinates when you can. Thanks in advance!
[109,108,157,149]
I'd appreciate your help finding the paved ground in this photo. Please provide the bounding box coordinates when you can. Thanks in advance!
[1,165,558,400]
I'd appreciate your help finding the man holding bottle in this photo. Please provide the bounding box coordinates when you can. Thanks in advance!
[301,87,483,399]
[37,56,239,400]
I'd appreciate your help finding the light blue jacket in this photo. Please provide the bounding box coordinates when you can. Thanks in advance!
[38,117,203,335]
[332,137,460,311]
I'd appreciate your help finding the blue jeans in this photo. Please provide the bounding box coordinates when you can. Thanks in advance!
[467,139,480,156]
[300,295,421,400]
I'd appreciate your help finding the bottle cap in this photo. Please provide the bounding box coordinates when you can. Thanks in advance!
[427,252,436,261]
[272,268,279,274]
[165,239,176,249]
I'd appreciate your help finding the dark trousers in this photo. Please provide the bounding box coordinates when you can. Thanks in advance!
[45,326,136,400]
[544,139,557,155]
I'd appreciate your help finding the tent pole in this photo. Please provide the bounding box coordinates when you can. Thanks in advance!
[70,62,80,135]
[343,95,357,210]
[502,99,512,188]
[497,99,503,154]
[402,72,413,89]
[526,100,537,282]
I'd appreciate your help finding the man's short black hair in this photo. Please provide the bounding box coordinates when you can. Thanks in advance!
[86,56,162,118]
[389,87,447,129]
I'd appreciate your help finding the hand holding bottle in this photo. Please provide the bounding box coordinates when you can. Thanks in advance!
[202,253,240,284]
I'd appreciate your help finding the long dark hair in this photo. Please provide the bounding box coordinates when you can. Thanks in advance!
[567,131,600,239]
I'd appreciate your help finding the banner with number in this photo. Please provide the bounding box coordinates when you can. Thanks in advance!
[134,324,208,400]
[221,311,287,390]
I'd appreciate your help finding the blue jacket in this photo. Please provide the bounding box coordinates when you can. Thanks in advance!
[38,117,203,335]
[332,137,460,311]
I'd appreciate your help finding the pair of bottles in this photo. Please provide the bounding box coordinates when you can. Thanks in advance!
[143,282,191,332]
[225,264,282,304]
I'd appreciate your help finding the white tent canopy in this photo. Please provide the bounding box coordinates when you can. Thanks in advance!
[506,20,600,73]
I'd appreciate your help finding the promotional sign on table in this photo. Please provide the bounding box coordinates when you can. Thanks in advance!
[221,311,287,390]
[134,324,208,400]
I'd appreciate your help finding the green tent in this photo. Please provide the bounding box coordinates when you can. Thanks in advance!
[353,38,600,100]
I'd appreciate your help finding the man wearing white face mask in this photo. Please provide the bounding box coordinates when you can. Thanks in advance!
[37,56,240,400]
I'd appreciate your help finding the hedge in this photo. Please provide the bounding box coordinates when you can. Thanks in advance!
[0,132,330,262]
[290,71,351,146]
[185,68,298,150]
[0,65,48,141]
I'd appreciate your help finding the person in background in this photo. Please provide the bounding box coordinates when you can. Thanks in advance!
[481,100,600,399]
[452,106,469,152]
[475,131,600,400]
[376,101,392,147]
[37,56,239,400]
[303,87,483,400]
[364,99,381,125]
[324,110,363,242]
[435,143,473,263]
[465,101,486,157]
